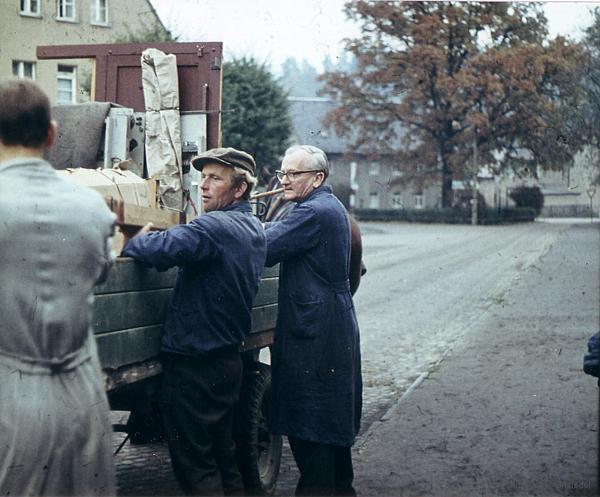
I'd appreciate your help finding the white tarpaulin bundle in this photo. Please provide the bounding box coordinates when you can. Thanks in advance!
[141,48,183,210]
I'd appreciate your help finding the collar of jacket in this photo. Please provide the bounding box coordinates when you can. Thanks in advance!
[297,185,332,205]
[220,200,253,213]
[0,157,48,172]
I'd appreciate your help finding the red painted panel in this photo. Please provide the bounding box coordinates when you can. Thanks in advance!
[36,43,223,148]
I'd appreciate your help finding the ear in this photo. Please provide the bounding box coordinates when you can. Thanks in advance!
[43,120,58,150]
[233,180,248,200]
[312,171,325,188]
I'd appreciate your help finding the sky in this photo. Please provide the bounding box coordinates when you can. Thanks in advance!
[149,1,600,73]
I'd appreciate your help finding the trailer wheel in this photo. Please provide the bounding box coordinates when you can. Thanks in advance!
[235,362,282,495]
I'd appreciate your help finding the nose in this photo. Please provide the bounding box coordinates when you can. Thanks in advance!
[280,174,291,186]
[200,177,209,190]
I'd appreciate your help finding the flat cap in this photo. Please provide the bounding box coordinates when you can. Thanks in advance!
[191,147,256,176]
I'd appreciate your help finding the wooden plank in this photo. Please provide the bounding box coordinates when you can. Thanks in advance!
[93,289,172,334]
[97,302,277,375]
[103,359,163,393]
[96,261,276,298]
[261,264,280,279]
[96,305,277,369]
[250,303,278,334]
[95,301,276,366]
[94,293,276,336]
[241,329,275,352]
[95,258,178,295]
[253,277,278,307]
[94,283,277,335]
[107,198,184,230]
[96,325,162,369]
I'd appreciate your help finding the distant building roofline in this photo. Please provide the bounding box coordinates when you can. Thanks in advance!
[287,96,331,102]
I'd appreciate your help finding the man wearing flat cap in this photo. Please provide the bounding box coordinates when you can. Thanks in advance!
[122,147,266,496]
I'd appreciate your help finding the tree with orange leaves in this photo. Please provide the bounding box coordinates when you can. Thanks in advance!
[322,1,586,207]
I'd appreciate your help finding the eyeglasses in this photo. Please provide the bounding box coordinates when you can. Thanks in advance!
[275,169,323,182]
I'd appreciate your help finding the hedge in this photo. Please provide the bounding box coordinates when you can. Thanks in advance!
[353,207,536,224]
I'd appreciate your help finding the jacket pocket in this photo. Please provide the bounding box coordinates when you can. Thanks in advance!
[287,293,324,339]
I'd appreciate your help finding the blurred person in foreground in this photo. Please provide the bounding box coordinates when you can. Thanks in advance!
[0,79,116,496]
[264,145,362,496]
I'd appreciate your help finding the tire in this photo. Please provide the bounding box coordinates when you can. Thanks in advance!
[235,362,282,495]
[126,406,164,444]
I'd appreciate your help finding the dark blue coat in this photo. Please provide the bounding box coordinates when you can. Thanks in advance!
[122,201,266,356]
[265,186,362,447]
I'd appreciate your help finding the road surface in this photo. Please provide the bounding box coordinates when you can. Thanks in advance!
[114,220,598,496]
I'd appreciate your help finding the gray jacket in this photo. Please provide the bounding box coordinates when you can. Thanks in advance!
[0,157,116,496]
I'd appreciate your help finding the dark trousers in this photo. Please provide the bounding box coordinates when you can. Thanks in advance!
[160,349,244,496]
[288,437,356,496]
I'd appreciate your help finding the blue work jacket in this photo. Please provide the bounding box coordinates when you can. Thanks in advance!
[122,201,266,356]
[265,185,362,447]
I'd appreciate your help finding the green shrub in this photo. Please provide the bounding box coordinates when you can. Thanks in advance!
[509,186,544,216]
[481,207,536,224]
[354,207,535,224]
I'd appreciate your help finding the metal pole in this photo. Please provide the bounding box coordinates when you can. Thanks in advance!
[472,134,478,225]
[587,188,596,224]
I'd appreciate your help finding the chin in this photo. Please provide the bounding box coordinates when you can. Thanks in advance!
[283,190,297,201]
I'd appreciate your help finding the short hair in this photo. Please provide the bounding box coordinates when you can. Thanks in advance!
[230,166,257,200]
[285,145,330,179]
[0,79,52,148]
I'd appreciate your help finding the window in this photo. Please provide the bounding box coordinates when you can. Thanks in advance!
[57,65,76,104]
[392,192,403,209]
[12,61,36,80]
[91,0,108,25]
[20,0,40,15]
[414,194,424,209]
[369,192,380,209]
[369,163,380,176]
[57,0,75,21]
[350,161,358,190]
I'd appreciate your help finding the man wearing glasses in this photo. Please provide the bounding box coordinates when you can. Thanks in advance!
[265,145,363,496]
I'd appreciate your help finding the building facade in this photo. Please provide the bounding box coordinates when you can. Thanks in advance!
[288,97,442,211]
[0,0,167,104]
[536,150,599,216]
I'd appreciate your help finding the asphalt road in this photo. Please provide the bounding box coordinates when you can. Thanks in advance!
[354,220,599,496]
[114,220,598,496]
[355,220,572,430]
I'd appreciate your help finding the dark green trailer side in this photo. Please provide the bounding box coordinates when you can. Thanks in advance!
[93,257,279,394]
[92,257,281,494]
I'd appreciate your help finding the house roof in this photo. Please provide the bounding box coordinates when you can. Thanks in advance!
[288,97,406,155]
[288,97,354,154]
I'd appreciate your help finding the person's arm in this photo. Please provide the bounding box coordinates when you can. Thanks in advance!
[95,206,117,285]
[96,236,116,284]
[122,218,219,271]
[265,203,320,266]
[348,214,365,296]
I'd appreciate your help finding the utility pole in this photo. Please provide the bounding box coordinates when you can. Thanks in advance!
[587,187,596,223]
[471,133,478,225]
